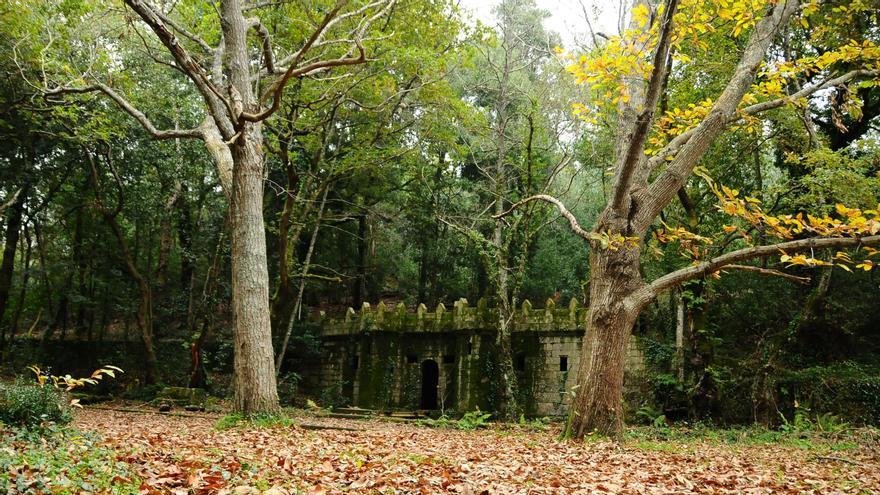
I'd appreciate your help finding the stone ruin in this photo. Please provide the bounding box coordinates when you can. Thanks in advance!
[298,298,647,417]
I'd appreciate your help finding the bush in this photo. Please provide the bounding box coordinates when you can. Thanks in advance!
[0,380,71,428]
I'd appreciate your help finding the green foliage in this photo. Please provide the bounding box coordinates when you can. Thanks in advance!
[428,408,493,430]
[0,425,140,494]
[634,405,668,428]
[779,362,880,424]
[518,414,551,431]
[319,381,350,410]
[214,413,295,431]
[0,380,71,428]
[458,408,493,430]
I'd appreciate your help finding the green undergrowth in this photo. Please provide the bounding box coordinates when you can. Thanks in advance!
[622,423,870,453]
[0,424,140,494]
[215,412,296,430]
[417,408,494,430]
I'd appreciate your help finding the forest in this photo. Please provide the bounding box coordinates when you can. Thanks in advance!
[1,0,880,493]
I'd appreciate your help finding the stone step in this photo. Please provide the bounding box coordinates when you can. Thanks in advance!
[381,411,424,419]
[328,412,373,420]
[333,407,376,415]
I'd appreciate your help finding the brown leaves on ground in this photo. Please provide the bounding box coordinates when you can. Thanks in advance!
[76,408,879,494]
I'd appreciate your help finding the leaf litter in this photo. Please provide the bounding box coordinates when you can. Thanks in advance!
[73,409,879,494]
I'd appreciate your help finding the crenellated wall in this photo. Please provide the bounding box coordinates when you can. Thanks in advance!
[301,298,647,417]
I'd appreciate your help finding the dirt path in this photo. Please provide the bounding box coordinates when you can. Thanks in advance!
[76,408,880,494]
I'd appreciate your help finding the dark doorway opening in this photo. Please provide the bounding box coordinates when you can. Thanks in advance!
[420,359,439,409]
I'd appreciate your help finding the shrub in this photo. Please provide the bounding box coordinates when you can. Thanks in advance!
[0,380,71,428]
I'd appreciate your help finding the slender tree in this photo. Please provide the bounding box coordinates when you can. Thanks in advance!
[38,0,395,413]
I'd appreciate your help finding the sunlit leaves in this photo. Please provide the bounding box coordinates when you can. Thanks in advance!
[29,365,124,404]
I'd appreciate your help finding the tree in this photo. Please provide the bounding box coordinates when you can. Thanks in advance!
[500,0,880,437]
[31,0,395,414]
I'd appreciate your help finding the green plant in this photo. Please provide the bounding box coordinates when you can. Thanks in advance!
[0,380,72,428]
[814,412,849,434]
[0,425,140,494]
[319,380,350,409]
[518,414,550,431]
[457,408,492,430]
[215,413,244,430]
[421,408,492,430]
[779,403,814,434]
[634,405,668,428]
[277,371,301,406]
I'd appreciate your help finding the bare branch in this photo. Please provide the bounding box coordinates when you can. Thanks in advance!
[637,234,880,303]
[241,40,367,122]
[45,84,204,140]
[271,0,391,73]
[494,194,594,241]
[724,264,811,284]
[152,5,215,54]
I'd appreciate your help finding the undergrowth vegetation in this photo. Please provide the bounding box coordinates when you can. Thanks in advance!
[214,413,296,430]
[0,425,140,494]
[0,380,71,428]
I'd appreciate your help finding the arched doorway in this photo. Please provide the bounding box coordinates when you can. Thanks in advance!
[420,359,439,409]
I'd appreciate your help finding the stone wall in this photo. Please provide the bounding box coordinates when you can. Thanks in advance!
[303,298,648,417]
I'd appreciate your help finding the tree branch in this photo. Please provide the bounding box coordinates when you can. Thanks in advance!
[241,41,366,122]
[637,234,880,302]
[45,84,204,140]
[609,0,678,212]
[249,17,276,74]
[646,69,880,170]
[494,194,594,241]
[638,0,800,226]
[122,0,235,136]
[151,5,215,54]
[270,0,391,74]
[741,69,880,115]
[724,264,811,284]
[0,189,21,215]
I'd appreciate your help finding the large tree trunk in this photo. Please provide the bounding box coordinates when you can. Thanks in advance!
[229,125,280,414]
[567,244,643,438]
[221,0,280,415]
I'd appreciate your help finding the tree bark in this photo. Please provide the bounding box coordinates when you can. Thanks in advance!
[229,124,280,413]
[567,243,643,438]
[0,182,28,339]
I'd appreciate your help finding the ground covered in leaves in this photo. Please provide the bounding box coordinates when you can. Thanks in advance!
[10,405,880,494]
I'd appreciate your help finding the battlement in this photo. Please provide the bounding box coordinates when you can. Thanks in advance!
[317,297,588,336]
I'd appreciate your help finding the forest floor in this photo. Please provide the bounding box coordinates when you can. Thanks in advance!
[66,405,880,494]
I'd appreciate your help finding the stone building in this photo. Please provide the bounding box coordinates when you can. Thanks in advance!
[300,298,647,417]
